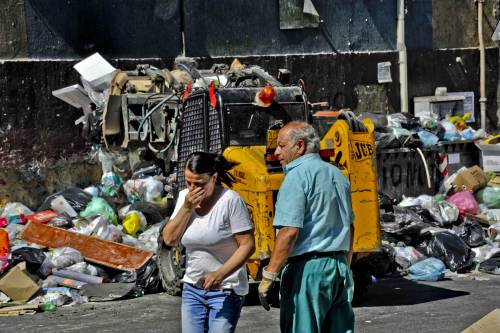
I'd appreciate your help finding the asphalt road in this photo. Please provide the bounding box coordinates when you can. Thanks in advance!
[1,272,499,333]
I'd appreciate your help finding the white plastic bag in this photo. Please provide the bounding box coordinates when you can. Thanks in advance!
[48,247,83,269]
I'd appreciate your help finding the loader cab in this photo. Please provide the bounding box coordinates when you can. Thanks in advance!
[176,86,309,189]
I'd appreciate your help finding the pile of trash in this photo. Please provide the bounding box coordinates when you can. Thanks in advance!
[361,112,486,150]
[0,149,172,315]
[356,164,500,282]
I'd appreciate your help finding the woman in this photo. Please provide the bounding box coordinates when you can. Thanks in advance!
[163,152,255,333]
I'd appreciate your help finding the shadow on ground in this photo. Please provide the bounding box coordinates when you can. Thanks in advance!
[359,277,469,307]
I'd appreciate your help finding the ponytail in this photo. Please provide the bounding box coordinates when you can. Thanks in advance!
[184,152,238,187]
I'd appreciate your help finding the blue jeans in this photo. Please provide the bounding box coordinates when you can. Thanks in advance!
[181,283,244,333]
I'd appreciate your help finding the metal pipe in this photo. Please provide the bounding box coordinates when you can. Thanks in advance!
[397,0,409,113]
[478,0,487,130]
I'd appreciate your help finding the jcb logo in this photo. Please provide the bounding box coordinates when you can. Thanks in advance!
[352,141,374,161]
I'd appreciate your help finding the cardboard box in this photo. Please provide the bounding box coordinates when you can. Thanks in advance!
[451,165,489,193]
[476,143,500,172]
[0,262,40,302]
[488,175,500,187]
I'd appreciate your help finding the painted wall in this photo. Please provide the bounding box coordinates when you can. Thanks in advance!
[1,0,500,206]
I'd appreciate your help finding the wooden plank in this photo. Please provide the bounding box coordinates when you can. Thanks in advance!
[20,222,153,271]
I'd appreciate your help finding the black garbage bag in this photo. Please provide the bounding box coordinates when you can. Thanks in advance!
[380,207,431,246]
[399,134,423,149]
[112,257,161,294]
[417,232,475,272]
[352,244,398,277]
[379,192,397,212]
[47,212,74,229]
[387,113,420,130]
[375,132,401,149]
[38,187,93,212]
[478,252,500,275]
[10,247,51,278]
[129,201,165,225]
[455,220,487,248]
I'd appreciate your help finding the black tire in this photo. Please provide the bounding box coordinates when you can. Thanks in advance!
[157,222,185,296]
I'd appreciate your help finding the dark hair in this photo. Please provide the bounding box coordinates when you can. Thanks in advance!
[184,152,238,188]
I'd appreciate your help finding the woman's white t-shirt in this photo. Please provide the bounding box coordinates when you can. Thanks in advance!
[172,188,253,296]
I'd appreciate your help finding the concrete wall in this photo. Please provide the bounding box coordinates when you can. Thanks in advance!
[1,0,500,207]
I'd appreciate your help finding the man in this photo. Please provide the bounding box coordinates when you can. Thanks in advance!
[258,121,355,333]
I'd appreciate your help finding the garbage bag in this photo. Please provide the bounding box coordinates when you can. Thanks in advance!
[144,177,164,202]
[455,220,487,247]
[389,127,413,139]
[381,207,432,245]
[101,171,123,197]
[375,132,401,149]
[47,212,74,228]
[447,191,479,216]
[66,262,110,280]
[80,197,118,225]
[418,232,475,272]
[394,246,425,270]
[123,179,146,203]
[417,130,439,147]
[408,257,448,281]
[10,247,52,278]
[478,252,500,275]
[122,210,147,236]
[472,243,500,263]
[93,219,123,243]
[428,123,446,140]
[441,121,460,141]
[138,223,163,253]
[129,201,164,225]
[38,187,93,213]
[475,187,500,209]
[420,197,459,227]
[48,247,84,269]
[399,134,423,149]
[387,113,420,130]
[379,192,397,212]
[1,202,33,218]
[112,257,161,293]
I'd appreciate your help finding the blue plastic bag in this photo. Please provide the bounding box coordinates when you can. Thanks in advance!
[408,257,448,281]
[417,130,439,147]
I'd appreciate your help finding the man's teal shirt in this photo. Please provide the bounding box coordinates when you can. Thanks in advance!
[273,153,354,257]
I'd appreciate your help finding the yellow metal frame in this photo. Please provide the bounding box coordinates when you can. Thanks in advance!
[320,119,381,252]
[223,146,283,279]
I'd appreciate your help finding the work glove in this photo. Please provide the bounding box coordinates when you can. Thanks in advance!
[258,266,278,311]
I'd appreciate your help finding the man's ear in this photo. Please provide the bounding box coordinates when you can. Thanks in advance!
[297,139,306,154]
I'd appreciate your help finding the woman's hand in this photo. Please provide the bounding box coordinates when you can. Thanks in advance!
[183,187,206,209]
[202,271,224,290]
